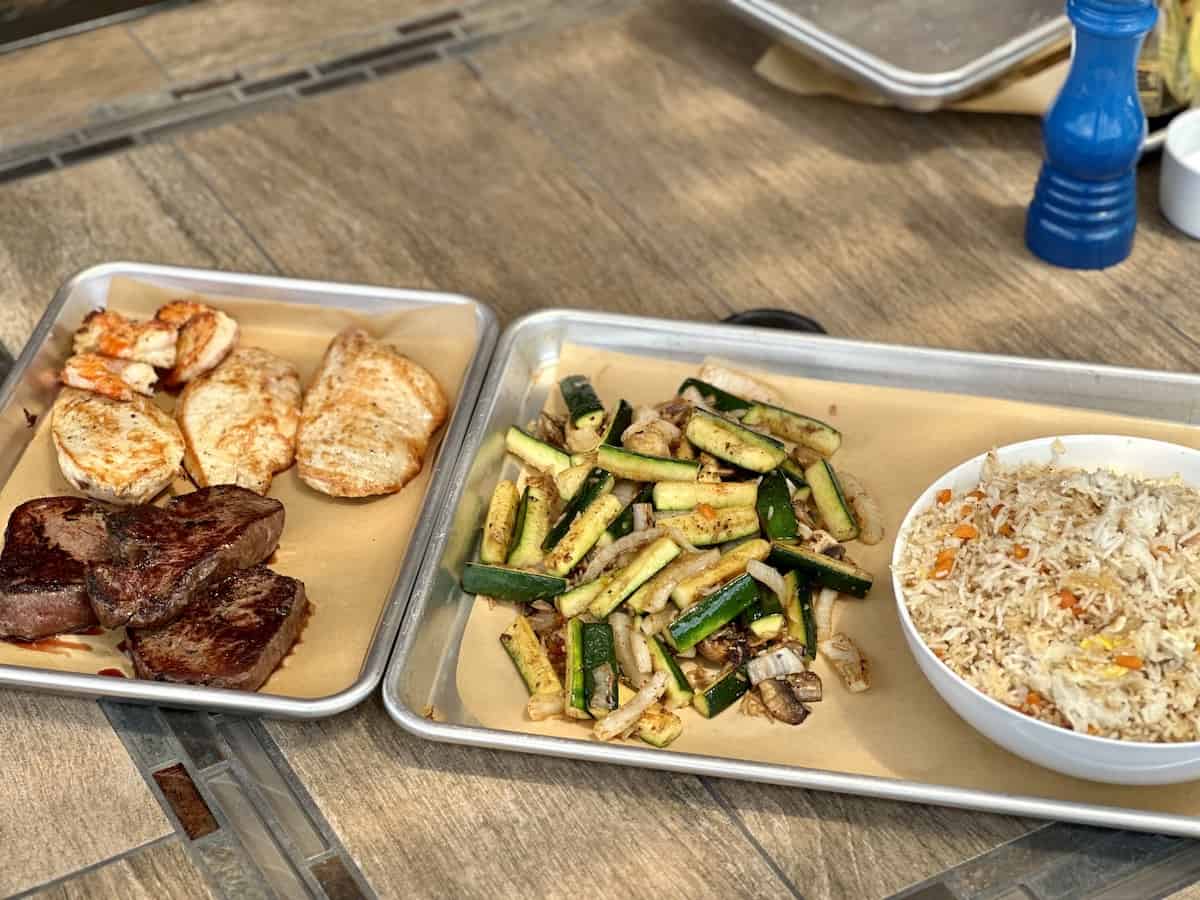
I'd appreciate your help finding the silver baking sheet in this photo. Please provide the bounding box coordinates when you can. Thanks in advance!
[0,262,497,718]
[383,308,1200,837]
[725,0,1069,111]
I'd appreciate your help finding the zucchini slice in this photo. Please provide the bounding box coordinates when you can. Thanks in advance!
[505,426,571,475]
[463,563,567,602]
[667,573,759,651]
[638,708,683,747]
[554,463,593,502]
[543,468,614,551]
[597,444,699,483]
[797,582,817,660]
[804,459,859,541]
[506,483,554,568]
[779,457,808,488]
[742,403,841,456]
[767,542,873,598]
[480,480,520,564]
[652,481,758,511]
[647,636,694,708]
[555,575,612,617]
[756,469,798,541]
[500,616,563,697]
[692,665,750,718]
[676,378,753,413]
[656,506,759,547]
[544,494,624,577]
[559,375,606,431]
[684,408,787,474]
[564,618,589,719]
[739,580,784,628]
[589,536,681,618]
[749,613,785,639]
[671,537,770,608]
[582,622,618,717]
[606,483,654,542]
[602,399,634,446]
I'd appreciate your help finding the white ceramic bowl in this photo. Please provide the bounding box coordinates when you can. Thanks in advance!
[892,434,1200,785]
[1161,108,1200,240]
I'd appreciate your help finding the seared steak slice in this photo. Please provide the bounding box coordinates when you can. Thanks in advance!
[0,497,109,640]
[87,485,284,629]
[128,566,306,691]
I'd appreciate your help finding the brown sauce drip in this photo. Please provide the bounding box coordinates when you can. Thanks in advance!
[79,626,104,636]
[116,639,128,653]
[3,636,91,656]
[97,668,126,678]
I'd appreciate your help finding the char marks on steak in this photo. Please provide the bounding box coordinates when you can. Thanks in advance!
[87,485,284,629]
[128,565,307,691]
[0,497,110,640]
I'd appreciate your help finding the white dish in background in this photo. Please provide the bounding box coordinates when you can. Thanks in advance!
[1160,109,1200,240]
[892,434,1200,785]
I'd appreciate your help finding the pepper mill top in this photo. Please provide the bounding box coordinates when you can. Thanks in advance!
[1025,0,1157,270]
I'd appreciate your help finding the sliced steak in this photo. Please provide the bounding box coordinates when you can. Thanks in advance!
[87,485,284,629]
[128,565,307,691]
[0,497,109,640]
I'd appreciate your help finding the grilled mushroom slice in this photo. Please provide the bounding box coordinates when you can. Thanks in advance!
[757,672,822,724]
[697,626,750,667]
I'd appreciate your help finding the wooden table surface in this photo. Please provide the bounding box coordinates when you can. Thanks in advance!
[2,2,1200,898]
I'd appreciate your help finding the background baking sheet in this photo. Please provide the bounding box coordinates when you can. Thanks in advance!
[0,262,496,718]
[385,309,1200,837]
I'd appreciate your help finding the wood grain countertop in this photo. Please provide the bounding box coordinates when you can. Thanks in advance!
[2,2,1200,898]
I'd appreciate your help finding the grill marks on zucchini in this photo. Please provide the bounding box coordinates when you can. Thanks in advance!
[542,468,614,552]
[544,494,623,577]
[652,480,757,511]
[693,665,750,718]
[805,459,859,541]
[501,616,563,697]
[481,480,520,564]
[588,536,680,618]
[656,505,759,547]
[506,482,553,568]
[742,403,841,456]
[668,573,759,651]
[463,563,567,602]
[685,408,787,474]
[768,542,873,598]
[505,427,571,475]
[597,444,699,482]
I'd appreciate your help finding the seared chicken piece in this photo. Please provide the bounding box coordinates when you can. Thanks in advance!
[51,387,184,505]
[156,300,239,387]
[73,309,177,368]
[60,353,156,401]
[296,328,449,497]
[177,347,301,494]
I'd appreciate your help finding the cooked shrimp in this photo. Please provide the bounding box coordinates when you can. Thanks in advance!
[73,309,177,368]
[60,353,156,402]
[155,300,239,387]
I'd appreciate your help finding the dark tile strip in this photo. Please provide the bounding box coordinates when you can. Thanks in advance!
[239,69,313,97]
[172,73,243,100]
[161,707,225,771]
[298,71,370,97]
[315,30,454,74]
[0,157,55,183]
[398,8,463,33]
[153,763,219,840]
[58,135,137,165]
[372,50,441,78]
[310,855,368,900]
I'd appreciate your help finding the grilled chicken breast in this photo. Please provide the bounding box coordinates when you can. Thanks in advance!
[296,328,449,497]
[73,309,177,368]
[177,347,301,494]
[51,387,184,505]
[156,301,239,387]
[60,353,156,402]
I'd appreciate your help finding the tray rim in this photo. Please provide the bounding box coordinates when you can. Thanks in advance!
[382,306,1200,838]
[725,0,1070,111]
[0,260,499,719]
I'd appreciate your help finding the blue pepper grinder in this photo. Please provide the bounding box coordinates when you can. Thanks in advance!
[1025,0,1157,269]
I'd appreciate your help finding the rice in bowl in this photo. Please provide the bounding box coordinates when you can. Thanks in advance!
[894,449,1200,743]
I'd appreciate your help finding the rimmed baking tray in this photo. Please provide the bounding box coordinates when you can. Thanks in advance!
[383,308,1200,837]
[724,0,1069,111]
[0,262,496,718]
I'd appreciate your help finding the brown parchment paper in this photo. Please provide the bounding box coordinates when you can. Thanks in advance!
[457,342,1200,815]
[0,276,477,699]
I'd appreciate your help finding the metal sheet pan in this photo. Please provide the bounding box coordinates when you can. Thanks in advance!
[0,262,497,718]
[724,0,1068,111]
[383,308,1200,838]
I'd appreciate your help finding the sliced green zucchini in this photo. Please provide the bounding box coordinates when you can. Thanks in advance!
[804,459,859,541]
[638,708,683,747]
[602,399,633,446]
[756,469,798,541]
[667,573,759,651]
[794,485,812,503]
[671,537,769,608]
[555,575,612,617]
[767,542,873,598]
[652,481,758,511]
[749,613,785,639]
[462,563,566,602]
[564,618,588,719]
[693,665,750,718]
[647,636,694,708]
[543,468,614,552]
[597,444,699,483]
[656,505,759,547]
[779,570,805,646]
[500,616,563,696]
[582,622,618,717]
[742,403,841,456]
[605,483,654,542]
[779,457,808,488]
[739,580,784,628]
[797,583,817,660]
[506,483,553,568]
[554,463,593,502]
[544,494,624,577]
[676,378,753,413]
[504,426,571,475]
[589,536,681,618]
[684,408,787,474]
[480,480,520,564]
[560,375,606,431]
